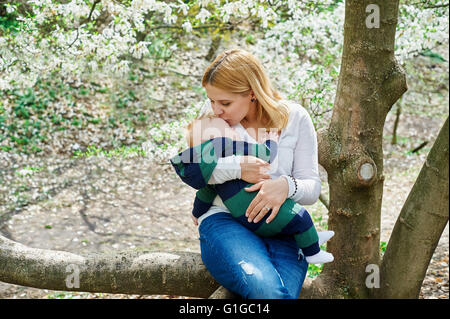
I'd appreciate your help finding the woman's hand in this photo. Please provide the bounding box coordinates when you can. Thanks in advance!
[244,177,289,224]
[192,215,198,226]
[240,155,271,184]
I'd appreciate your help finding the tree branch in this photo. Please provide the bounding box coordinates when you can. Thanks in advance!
[408,1,449,9]
[83,0,101,25]
[0,235,219,298]
[424,3,450,8]
[68,0,101,49]
[378,117,449,298]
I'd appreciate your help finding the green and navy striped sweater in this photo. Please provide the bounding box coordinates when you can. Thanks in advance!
[170,137,320,256]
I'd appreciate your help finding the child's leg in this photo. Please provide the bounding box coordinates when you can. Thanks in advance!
[256,201,334,264]
[278,204,320,255]
[215,180,271,231]
[215,179,334,264]
[216,180,315,240]
[215,179,301,235]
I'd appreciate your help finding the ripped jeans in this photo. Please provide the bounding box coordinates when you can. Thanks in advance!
[199,212,309,299]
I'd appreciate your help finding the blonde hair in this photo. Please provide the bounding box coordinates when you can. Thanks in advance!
[201,48,290,131]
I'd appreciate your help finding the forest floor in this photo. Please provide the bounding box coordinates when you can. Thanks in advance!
[0,38,448,299]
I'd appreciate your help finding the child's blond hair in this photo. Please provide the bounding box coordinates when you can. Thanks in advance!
[185,111,216,147]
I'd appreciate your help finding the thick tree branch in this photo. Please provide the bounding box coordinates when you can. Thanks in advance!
[299,275,346,299]
[378,117,449,298]
[0,235,219,298]
[208,286,237,299]
[317,128,334,172]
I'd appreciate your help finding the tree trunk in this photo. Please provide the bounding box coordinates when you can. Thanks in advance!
[314,0,407,298]
[377,117,449,298]
[0,235,219,298]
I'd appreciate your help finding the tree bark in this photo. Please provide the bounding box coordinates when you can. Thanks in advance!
[377,117,449,298]
[208,286,237,299]
[391,100,402,145]
[317,0,407,298]
[0,235,219,298]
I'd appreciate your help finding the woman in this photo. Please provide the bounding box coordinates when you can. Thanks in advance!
[194,48,321,299]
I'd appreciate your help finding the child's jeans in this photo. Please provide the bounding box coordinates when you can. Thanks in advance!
[199,212,309,299]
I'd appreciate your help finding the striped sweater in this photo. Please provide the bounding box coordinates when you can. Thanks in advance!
[170,137,320,256]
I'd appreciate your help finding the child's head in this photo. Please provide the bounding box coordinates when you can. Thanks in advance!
[186,115,240,147]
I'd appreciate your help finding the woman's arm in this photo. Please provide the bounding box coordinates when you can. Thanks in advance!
[283,110,321,205]
[245,106,321,224]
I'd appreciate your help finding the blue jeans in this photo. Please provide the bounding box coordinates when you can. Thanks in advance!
[199,212,309,299]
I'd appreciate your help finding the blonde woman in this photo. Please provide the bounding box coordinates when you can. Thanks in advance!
[191,49,322,299]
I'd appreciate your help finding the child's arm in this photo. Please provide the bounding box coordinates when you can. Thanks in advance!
[192,185,217,218]
[171,137,276,221]
[170,137,274,189]
[207,155,242,184]
[170,138,229,189]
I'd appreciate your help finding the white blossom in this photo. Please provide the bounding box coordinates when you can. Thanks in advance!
[0,0,447,111]
[176,0,189,16]
[130,41,151,59]
[182,21,193,33]
[5,4,17,14]
[196,8,211,23]
[169,43,178,52]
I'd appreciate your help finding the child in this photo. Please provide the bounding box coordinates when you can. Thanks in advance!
[171,115,334,264]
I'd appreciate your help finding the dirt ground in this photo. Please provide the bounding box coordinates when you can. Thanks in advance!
[0,108,448,299]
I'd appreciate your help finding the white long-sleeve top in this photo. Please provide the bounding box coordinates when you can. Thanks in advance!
[197,99,322,225]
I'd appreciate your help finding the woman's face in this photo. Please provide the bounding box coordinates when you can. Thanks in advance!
[204,83,253,127]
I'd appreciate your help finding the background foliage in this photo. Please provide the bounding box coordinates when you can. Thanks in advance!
[0,0,448,158]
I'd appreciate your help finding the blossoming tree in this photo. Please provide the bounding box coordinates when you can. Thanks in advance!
[0,0,448,298]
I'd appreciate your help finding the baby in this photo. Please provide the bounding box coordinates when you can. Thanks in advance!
[186,115,243,148]
[171,115,334,264]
